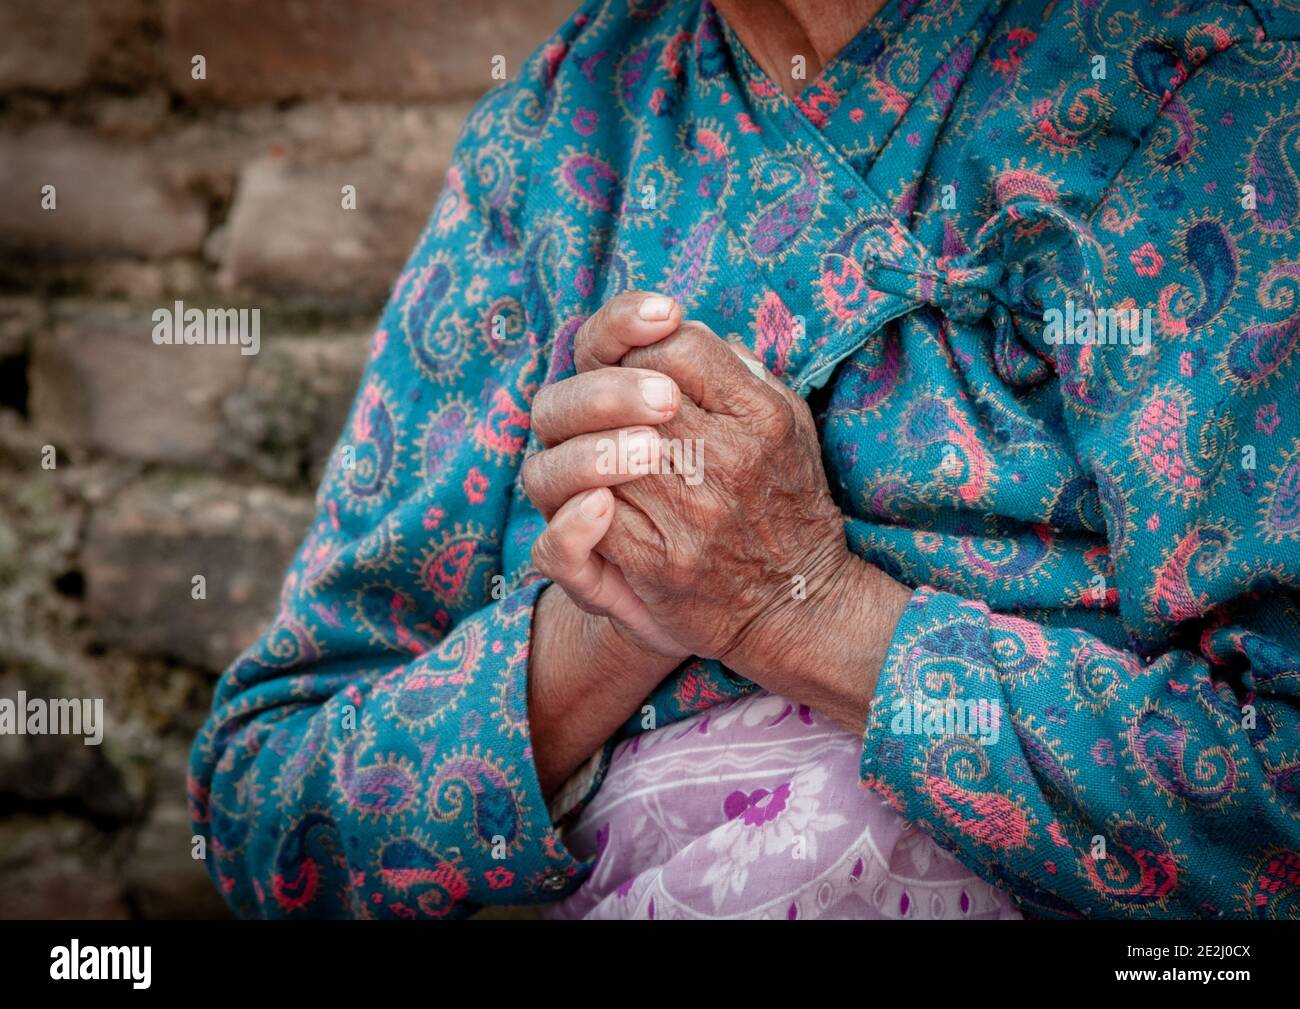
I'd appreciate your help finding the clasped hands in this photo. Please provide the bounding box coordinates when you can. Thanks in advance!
[523,291,911,733]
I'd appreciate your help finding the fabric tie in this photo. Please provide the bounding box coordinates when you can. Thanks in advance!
[860,254,1009,324]
[857,200,1101,328]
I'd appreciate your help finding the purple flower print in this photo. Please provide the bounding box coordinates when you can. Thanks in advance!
[1256,403,1280,436]
[572,107,598,136]
[723,782,791,826]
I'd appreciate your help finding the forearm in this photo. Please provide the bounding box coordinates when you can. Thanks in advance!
[528,583,681,795]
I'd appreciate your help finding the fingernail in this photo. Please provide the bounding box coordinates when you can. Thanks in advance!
[640,375,674,410]
[580,489,608,520]
[637,295,673,321]
[624,429,657,472]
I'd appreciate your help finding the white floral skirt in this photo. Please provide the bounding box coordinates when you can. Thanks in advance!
[543,690,1020,920]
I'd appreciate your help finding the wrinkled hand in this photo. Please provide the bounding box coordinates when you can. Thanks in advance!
[525,291,908,724]
[593,313,863,692]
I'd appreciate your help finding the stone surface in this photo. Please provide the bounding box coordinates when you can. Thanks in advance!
[221,331,370,483]
[30,302,251,466]
[219,102,469,305]
[82,473,314,671]
[0,124,209,261]
[123,740,232,919]
[0,1,96,93]
[0,296,41,361]
[0,0,560,920]
[0,816,131,919]
[164,0,575,103]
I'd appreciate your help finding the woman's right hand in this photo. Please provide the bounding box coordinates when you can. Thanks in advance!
[523,290,689,794]
[524,290,691,658]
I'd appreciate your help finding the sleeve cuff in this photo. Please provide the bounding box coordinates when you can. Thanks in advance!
[547,739,615,828]
[859,585,1002,814]
[462,576,595,904]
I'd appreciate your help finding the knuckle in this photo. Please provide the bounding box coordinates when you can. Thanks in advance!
[658,336,692,375]
[530,532,552,574]
[576,294,638,367]
[530,383,555,431]
[531,529,564,577]
[756,394,795,439]
[631,330,689,375]
[571,594,609,617]
[589,374,625,419]
[573,308,607,366]
[520,453,545,503]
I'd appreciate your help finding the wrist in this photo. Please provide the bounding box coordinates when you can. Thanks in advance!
[724,551,911,732]
[530,584,677,795]
[582,598,685,685]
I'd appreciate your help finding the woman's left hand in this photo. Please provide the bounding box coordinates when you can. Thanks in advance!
[564,304,912,729]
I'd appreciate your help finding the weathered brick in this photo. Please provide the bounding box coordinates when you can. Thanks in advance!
[221,332,370,483]
[123,740,231,919]
[0,816,130,920]
[0,125,209,261]
[0,297,42,360]
[0,1,96,92]
[219,102,468,305]
[0,0,161,94]
[30,303,251,466]
[82,473,314,671]
[164,0,575,103]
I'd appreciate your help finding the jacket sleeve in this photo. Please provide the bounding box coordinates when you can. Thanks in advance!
[861,587,1300,919]
[861,38,1300,919]
[188,9,601,918]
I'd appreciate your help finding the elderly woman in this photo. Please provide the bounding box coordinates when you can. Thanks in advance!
[191,0,1300,919]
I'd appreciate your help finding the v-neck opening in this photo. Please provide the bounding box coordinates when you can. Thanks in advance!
[712,0,903,123]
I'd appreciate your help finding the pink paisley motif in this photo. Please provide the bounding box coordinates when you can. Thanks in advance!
[1150,524,1235,625]
[1082,819,1179,909]
[473,385,531,460]
[926,775,1032,850]
[753,289,797,375]
[1132,386,1231,500]
[924,737,1031,850]
[1246,848,1300,919]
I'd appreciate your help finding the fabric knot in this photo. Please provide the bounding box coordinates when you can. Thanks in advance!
[925,261,1006,324]
[857,199,1101,329]
[859,254,1009,325]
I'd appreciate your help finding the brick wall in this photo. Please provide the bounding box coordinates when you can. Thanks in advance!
[0,0,575,918]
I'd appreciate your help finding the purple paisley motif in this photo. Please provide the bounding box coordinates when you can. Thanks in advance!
[664,213,722,301]
[335,734,419,819]
[427,752,524,849]
[1250,110,1300,239]
[1264,444,1300,540]
[420,401,473,488]
[560,151,622,212]
[1128,708,1238,806]
[746,153,821,259]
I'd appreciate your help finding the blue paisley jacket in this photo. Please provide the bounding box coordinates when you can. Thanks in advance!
[191,0,1300,918]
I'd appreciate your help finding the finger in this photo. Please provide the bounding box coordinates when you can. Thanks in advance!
[573,290,682,373]
[596,497,665,578]
[531,489,615,602]
[620,320,774,416]
[531,367,680,448]
[521,425,663,518]
[532,490,682,656]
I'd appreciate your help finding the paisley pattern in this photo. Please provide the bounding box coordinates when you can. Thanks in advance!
[192,0,1300,919]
